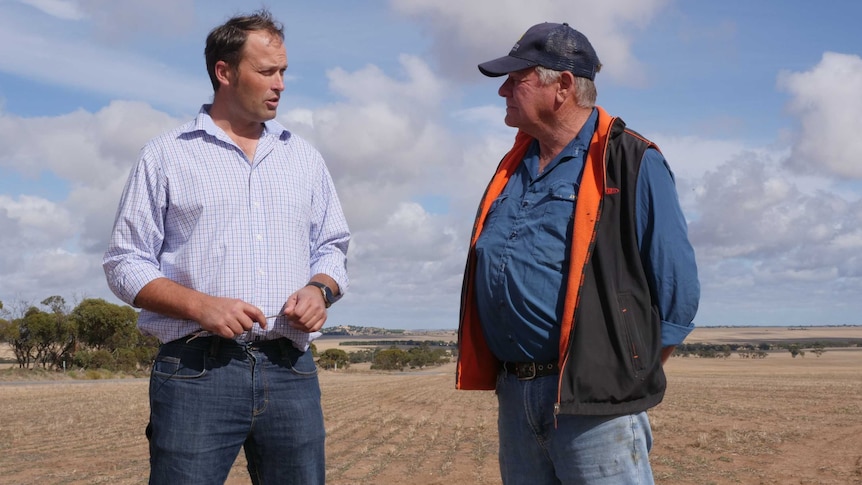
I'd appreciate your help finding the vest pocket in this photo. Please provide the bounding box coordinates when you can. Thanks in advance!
[618,293,647,374]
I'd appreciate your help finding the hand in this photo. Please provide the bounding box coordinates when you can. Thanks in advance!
[133,278,267,339]
[660,345,676,365]
[196,296,268,339]
[280,285,328,333]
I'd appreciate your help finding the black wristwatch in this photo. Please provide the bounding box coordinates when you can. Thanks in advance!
[306,281,339,308]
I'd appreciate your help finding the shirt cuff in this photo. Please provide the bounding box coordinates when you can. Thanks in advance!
[106,263,165,307]
[661,320,695,347]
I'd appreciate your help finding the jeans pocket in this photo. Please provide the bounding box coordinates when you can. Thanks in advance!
[152,346,208,379]
[280,343,318,376]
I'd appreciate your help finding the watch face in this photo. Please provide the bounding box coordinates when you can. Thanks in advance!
[308,282,336,307]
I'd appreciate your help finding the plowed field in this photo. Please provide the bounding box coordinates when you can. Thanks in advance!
[1,327,861,484]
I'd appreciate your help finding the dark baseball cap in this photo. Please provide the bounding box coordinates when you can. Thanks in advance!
[478,22,601,80]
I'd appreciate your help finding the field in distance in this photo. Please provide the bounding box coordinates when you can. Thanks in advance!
[313,324,862,351]
[1,326,861,484]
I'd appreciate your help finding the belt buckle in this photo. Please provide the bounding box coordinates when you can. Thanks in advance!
[517,362,537,380]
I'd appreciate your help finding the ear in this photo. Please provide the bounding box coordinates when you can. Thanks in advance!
[214,60,234,88]
[556,71,575,103]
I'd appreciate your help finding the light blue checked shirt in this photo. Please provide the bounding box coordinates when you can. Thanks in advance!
[103,105,350,350]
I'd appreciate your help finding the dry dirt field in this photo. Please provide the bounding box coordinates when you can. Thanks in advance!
[1,327,861,484]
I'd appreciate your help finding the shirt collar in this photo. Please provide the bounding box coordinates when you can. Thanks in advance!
[186,104,292,142]
[525,107,598,176]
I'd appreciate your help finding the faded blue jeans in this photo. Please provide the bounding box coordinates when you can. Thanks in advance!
[147,336,324,485]
[496,371,654,485]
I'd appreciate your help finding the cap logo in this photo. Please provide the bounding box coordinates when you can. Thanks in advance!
[511,29,531,53]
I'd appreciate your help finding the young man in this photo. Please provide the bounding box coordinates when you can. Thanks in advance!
[103,10,349,484]
[457,22,699,484]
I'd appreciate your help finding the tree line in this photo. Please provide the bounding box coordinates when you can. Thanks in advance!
[0,297,158,373]
[0,297,452,375]
[313,343,451,371]
[674,340,850,359]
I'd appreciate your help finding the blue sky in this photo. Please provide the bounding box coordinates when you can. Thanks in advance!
[1,0,861,329]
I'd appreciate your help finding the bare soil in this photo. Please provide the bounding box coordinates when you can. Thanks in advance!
[1,327,860,484]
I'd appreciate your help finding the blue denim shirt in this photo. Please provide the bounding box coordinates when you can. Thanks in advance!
[474,109,698,363]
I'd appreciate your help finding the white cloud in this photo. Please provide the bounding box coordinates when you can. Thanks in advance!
[283,55,461,232]
[778,52,862,178]
[0,194,76,245]
[1,1,862,329]
[0,15,208,113]
[77,0,195,41]
[683,146,862,324]
[338,202,466,328]
[389,0,668,85]
[0,194,106,303]
[13,0,83,20]
[0,101,180,186]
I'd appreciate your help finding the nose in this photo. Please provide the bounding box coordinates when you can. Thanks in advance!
[498,76,513,97]
[274,71,285,92]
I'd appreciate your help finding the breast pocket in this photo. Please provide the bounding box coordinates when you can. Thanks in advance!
[483,194,509,229]
[532,181,577,270]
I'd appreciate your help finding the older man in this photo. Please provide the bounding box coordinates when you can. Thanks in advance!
[457,22,699,484]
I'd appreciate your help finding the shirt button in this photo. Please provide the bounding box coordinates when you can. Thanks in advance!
[256,234,263,241]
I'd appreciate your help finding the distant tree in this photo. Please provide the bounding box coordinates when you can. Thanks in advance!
[698,348,717,358]
[70,299,137,350]
[407,343,449,369]
[348,349,375,364]
[24,307,75,369]
[317,348,350,370]
[811,342,826,357]
[372,347,408,371]
[0,317,32,368]
[41,296,68,315]
[788,344,805,358]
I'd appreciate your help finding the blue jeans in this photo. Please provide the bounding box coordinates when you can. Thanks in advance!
[496,371,654,485]
[148,336,324,485]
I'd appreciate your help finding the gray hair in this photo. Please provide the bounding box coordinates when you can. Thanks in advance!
[535,66,598,109]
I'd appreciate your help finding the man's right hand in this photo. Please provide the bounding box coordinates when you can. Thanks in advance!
[196,296,268,338]
[134,278,268,338]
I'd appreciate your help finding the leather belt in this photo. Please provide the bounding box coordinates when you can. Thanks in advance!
[503,361,559,380]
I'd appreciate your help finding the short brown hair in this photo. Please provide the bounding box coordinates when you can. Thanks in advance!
[204,9,284,92]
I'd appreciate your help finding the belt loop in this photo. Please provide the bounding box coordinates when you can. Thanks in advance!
[209,337,221,357]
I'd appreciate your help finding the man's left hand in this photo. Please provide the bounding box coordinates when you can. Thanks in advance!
[280,285,328,333]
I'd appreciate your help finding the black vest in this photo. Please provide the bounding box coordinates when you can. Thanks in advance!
[557,118,666,415]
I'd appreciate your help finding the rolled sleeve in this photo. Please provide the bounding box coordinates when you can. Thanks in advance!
[637,148,700,346]
[308,161,350,294]
[661,319,695,347]
[102,148,167,307]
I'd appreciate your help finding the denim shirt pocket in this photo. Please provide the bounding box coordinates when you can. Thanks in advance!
[483,194,509,229]
[531,181,577,270]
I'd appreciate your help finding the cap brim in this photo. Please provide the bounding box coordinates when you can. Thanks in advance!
[478,55,537,77]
